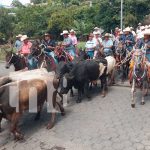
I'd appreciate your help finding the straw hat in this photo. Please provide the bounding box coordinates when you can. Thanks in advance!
[123,27,131,32]
[60,30,69,35]
[16,34,22,38]
[119,31,123,35]
[143,29,150,35]
[70,29,76,33]
[94,27,100,30]
[104,33,110,37]
[44,33,51,36]
[140,26,145,30]
[21,35,28,41]
[93,31,101,35]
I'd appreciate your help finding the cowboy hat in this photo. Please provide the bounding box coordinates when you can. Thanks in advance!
[21,35,28,41]
[140,26,145,30]
[104,33,110,37]
[94,27,100,30]
[93,31,101,35]
[143,29,150,35]
[123,27,131,32]
[44,33,51,36]
[60,30,69,35]
[138,23,142,26]
[119,31,123,35]
[70,29,76,33]
[16,34,22,38]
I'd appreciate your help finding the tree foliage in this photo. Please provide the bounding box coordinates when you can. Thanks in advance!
[0,0,150,41]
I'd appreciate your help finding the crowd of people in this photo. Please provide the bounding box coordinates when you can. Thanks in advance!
[14,23,150,68]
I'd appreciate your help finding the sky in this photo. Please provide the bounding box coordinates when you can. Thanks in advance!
[0,0,30,6]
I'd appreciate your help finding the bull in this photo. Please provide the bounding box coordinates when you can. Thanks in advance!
[0,70,64,140]
[56,59,107,103]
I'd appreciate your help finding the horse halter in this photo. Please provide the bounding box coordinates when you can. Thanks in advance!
[7,53,14,64]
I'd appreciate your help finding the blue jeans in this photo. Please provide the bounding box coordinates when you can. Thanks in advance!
[87,51,94,59]
[68,49,76,57]
[28,57,38,70]
[46,51,58,64]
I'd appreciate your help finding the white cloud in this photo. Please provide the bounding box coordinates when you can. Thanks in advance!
[0,0,30,6]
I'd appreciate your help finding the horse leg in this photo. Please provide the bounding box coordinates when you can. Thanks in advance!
[131,79,136,108]
[10,113,23,140]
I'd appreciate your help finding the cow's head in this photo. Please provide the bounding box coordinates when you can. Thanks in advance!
[55,61,73,79]
[59,73,74,95]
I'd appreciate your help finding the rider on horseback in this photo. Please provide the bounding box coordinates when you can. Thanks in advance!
[124,27,135,52]
[102,33,113,57]
[61,30,76,58]
[19,35,36,69]
[143,29,150,62]
[42,33,58,63]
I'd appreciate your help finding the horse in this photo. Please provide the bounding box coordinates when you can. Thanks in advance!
[130,49,149,108]
[115,41,130,82]
[5,51,27,71]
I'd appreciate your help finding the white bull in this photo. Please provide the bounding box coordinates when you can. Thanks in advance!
[105,56,116,85]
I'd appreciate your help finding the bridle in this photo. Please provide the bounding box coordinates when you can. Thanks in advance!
[6,53,14,64]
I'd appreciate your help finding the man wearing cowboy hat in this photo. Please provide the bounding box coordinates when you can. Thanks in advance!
[20,35,32,55]
[15,34,22,51]
[69,29,78,47]
[124,27,135,52]
[143,29,150,62]
[102,33,113,56]
[41,33,57,63]
[61,30,75,57]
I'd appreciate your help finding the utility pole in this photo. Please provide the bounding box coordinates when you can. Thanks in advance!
[121,0,123,30]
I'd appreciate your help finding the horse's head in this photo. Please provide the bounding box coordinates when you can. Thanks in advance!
[116,42,125,55]
[133,49,144,69]
[5,51,16,69]
[30,40,42,57]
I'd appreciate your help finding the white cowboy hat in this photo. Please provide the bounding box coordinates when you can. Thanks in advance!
[21,35,28,41]
[16,34,22,38]
[60,30,69,35]
[143,29,150,35]
[104,33,110,37]
[119,31,123,35]
[123,27,131,32]
[70,29,76,33]
[44,33,51,36]
[94,27,100,30]
[93,31,101,35]
[140,26,145,30]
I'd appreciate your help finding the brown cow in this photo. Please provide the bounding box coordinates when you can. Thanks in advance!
[0,77,64,140]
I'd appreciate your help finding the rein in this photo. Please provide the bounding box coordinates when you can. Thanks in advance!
[7,53,14,64]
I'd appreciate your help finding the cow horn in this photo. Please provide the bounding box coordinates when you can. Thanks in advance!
[65,73,74,80]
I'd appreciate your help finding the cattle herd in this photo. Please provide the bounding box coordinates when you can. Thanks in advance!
[0,50,146,141]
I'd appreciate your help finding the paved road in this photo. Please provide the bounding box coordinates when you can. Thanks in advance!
[0,64,150,150]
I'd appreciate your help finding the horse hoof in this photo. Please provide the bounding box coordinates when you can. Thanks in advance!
[141,102,145,105]
[131,104,135,108]
[47,123,54,130]
[15,133,24,141]
[101,92,106,98]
